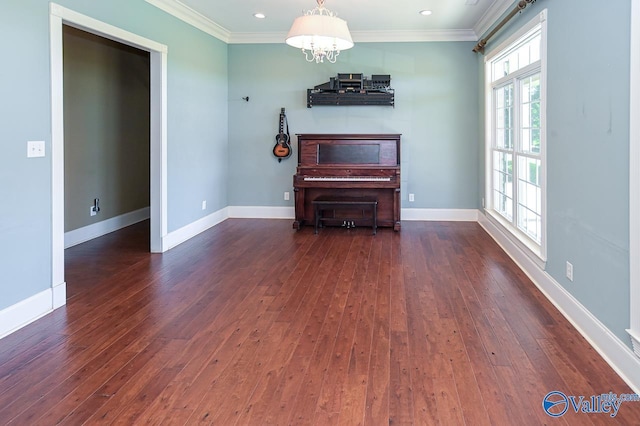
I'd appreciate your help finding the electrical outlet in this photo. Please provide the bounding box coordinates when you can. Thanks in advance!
[409,193,415,202]
[90,206,97,216]
[202,200,207,210]
[566,261,574,282]
[284,192,290,201]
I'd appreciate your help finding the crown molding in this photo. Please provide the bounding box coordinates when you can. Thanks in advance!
[230,29,477,44]
[229,32,288,44]
[145,0,230,43]
[351,29,477,43]
[473,0,515,38]
[147,0,480,44]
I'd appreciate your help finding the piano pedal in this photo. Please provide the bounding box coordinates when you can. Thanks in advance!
[342,220,356,229]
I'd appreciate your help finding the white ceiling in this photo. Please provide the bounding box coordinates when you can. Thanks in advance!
[146,0,515,43]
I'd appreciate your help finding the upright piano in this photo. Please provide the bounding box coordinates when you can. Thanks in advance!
[293,133,401,231]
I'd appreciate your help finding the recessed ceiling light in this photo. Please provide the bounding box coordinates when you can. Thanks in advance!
[419,10,433,16]
[253,13,266,19]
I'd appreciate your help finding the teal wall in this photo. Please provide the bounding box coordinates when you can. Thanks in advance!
[0,2,52,311]
[0,0,228,310]
[227,42,479,208]
[478,0,632,346]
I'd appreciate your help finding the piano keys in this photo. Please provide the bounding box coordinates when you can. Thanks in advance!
[293,133,401,231]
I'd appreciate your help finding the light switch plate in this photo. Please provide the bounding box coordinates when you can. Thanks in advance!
[27,141,45,158]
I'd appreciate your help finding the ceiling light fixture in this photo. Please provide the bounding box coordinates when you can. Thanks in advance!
[419,10,433,16]
[285,0,353,64]
[253,13,266,19]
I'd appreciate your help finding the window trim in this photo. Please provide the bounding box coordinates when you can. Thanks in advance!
[484,9,548,266]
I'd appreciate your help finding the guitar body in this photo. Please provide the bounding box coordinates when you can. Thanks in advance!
[273,133,291,158]
[273,108,292,161]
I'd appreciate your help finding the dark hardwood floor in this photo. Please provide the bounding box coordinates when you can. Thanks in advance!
[0,219,638,425]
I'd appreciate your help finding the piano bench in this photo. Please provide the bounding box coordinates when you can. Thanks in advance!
[312,196,378,235]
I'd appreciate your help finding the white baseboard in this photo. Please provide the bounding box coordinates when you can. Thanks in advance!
[478,212,640,394]
[0,289,53,339]
[64,207,150,248]
[228,206,295,219]
[401,208,479,222]
[226,207,479,222]
[52,280,66,309]
[163,207,229,251]
[162,205,294,251]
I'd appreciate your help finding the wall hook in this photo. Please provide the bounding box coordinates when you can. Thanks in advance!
[242,96,250,102]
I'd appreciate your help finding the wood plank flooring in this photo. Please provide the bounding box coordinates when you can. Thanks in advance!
[0,219,638,425]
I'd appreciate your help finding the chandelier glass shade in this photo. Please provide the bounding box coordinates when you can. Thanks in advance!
[285,0,354,63]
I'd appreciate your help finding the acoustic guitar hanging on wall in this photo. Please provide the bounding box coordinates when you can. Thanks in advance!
[273,107,292,162]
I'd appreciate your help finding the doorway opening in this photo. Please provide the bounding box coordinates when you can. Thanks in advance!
[50,3,168,308]
[62,25,150,251]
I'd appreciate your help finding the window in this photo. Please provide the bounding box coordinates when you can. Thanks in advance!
[485,11,547,261]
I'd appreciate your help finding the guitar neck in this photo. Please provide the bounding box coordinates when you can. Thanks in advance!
[279,108,286,135]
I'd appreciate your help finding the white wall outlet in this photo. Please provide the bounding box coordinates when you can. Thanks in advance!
[90,206,97,216]
[284,191,290,201]
[202,200,207,210]
[27,140,45,158]
[566,261,574,282]
[409,193,415,202]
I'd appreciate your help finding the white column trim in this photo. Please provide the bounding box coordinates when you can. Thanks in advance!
[150,48,168,253]
[50,8,65,309]
[628,0,640,357]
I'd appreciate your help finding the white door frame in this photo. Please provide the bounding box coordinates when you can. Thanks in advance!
[49,3,168,308]
[628,0,640,357]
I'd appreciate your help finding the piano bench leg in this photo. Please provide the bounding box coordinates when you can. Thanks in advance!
[373,205,377,235]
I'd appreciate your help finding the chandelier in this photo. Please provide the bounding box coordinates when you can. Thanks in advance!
[285,0,354,64]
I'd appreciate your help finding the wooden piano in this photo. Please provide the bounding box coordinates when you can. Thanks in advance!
[293,133,401,231]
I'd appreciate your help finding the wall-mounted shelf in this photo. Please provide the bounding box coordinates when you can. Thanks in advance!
[306,73,394,108]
